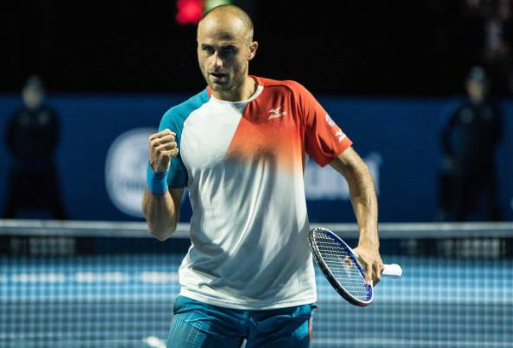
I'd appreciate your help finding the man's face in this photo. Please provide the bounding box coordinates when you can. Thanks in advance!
[197,16,256,98]
[22,87,44,110]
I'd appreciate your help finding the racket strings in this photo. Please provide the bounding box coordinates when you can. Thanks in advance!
[315,232,371,301]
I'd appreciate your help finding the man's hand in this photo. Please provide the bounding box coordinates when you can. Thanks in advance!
[149,129,178,173]
[353,244,384,285]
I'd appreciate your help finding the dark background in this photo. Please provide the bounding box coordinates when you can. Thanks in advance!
[0,0,499,96]
[1,0,512,222]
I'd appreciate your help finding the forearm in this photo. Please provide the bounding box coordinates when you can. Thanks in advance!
[331,148,383,283]
[346,165,379,248]
[142,189,178,241]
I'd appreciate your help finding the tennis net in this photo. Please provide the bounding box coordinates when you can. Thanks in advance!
[0,220,512,347]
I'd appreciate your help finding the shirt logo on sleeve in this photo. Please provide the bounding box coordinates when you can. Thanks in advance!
[268,105,287,119]
[326,114,345,142]
[335,129,346,142]
[325,114,335,126]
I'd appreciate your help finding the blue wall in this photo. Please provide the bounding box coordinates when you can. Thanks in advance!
[1,94,511,222]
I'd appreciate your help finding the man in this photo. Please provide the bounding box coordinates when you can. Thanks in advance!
[438,66,502,221]
[3,76,67,220]
[142,5,383,347]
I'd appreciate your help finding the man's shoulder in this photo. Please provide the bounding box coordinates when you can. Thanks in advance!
[257,76,307,94]
[162,88,210,123]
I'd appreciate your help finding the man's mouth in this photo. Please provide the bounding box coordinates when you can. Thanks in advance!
[210,72,227,82]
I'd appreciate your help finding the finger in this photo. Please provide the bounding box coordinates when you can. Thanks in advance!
[372,263,382,285]
[364,262,373,285]
[151,135,176,147]
[158,151,173,166]
[158,129,175,136]
[156,142,177,151]
[343,256,353,269]
[150,141,176,156]
[355,253,366,268]
[154,134,176,144]
[354,253,371,284]
[159,149,179,160]
[150,129,176,141]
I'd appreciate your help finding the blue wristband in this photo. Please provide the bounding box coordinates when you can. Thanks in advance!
[146,163,168,195]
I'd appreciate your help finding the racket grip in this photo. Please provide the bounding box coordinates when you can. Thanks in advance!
[382,264,402,278]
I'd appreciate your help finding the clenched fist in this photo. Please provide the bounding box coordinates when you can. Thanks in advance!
[149,129,179,173]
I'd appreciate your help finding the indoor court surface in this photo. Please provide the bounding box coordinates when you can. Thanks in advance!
[1,221,511,348]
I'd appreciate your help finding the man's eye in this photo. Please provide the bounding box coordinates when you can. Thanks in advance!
[202,46,214,54]
[222,47,236,55]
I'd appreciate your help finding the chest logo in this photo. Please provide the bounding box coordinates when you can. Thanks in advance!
[268,105,287,119]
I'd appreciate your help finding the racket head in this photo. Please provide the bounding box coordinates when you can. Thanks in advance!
[308,227,373,306]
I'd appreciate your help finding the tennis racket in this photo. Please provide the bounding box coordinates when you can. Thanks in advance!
[308,227,402,307]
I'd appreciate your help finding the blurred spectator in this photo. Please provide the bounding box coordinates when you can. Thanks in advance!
[461,0,513,94]
[2,76,67,220]
[436,66,502,221]
[483,0,513,94]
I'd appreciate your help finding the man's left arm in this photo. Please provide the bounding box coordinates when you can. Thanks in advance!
[329,146,384,285]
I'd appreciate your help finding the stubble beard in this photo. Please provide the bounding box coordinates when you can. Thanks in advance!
[200,63,249,99]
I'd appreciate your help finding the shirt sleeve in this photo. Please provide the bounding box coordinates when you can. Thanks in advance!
[158,109,188,188]
[293,82,353,167]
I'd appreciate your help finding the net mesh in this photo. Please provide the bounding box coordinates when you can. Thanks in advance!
[312,228,371,302]
[1,221,512,348]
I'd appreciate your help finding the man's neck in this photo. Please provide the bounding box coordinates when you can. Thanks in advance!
[214,76,257,102]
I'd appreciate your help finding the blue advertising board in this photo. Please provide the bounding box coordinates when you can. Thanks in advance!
[1,93,512,222]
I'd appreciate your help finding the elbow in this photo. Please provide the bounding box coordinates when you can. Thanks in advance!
[148,227,173,242]
[152,232,170,242]
[141,193,179,242]
[148,223,177,242]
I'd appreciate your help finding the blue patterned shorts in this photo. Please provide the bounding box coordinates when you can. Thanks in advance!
[167,295,317,348]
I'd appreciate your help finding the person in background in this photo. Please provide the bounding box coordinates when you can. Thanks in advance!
[437,66,503,221]
[2,75,67,220]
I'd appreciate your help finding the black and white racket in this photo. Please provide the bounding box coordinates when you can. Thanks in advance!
[308,227,402,307]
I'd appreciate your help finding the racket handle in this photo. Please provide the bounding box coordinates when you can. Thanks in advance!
[382,264,402,278]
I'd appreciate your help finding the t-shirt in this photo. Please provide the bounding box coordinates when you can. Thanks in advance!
[159,76,352,310]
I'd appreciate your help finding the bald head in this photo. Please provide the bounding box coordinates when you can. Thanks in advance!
[198,5,254,44]
[196,5,258,101]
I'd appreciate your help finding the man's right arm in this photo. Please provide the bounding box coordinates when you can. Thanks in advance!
[141,129,181,241]
[142,188,183,241]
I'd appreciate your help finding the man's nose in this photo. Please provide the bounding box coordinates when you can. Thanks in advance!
[211,52,223,70]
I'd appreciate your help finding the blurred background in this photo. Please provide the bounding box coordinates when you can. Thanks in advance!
[1,1,512,347]
[1,0,512,222]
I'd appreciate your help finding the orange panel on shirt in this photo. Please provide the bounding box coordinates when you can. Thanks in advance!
[225,77,352,172]
[225,84,303,174]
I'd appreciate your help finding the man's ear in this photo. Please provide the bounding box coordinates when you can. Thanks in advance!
[248,41,258,60]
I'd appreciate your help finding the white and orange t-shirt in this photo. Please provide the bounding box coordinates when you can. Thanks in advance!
[159,76,352,310]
